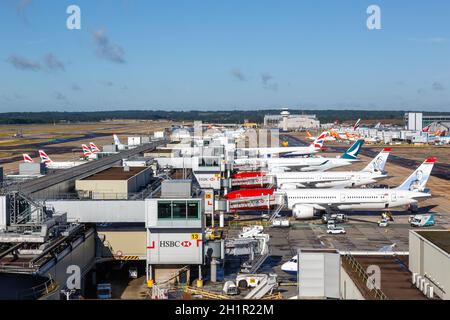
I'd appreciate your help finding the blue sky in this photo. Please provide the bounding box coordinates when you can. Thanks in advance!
[0,0,450,112]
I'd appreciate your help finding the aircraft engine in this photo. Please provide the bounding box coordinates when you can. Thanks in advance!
[292,204,318,219]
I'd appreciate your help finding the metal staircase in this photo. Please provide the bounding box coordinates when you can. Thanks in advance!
[268,195,285,223]
[244,274,278,299]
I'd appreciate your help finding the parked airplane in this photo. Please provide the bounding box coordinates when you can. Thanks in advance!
[237,132,328,157]
[89,142,101,153]
[82,144,97,160]
[283,157,436,219]
[234,139,365,172]
[306,131,335,142]
[274,148,391,189]
[38,150,85,169]
[113,134,127,151]
[23,154,33,163]
[345,132,360,142]
[353,118,361,130]
[281,255,298,275]
[363,136,381,144]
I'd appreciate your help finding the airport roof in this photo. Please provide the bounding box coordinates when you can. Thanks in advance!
[416,230,450,255]
[82,166,149,181]
[147,148,173,153]
[343,255,428,300]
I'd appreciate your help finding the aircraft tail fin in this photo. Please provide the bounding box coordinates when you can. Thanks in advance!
[396,157,436,191]
[89,142,100,153]
[113,134,122,146]
[82,144,92,157]
[340,139,364,160]
[361,148,391,173]
[23,154,33,163]
[310,131,328,149]
[38,150,52,164]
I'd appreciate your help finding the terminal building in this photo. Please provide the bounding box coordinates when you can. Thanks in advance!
[264,109,320,131]
[75,166,152,200]
[405,112,450,132]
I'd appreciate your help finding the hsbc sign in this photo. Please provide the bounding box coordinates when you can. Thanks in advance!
[147,232,203,264]
[148,239,201,249]
[193,172,221,190]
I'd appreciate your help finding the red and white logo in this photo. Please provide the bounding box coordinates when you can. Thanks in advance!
[82,144,92,157]
[181,241,192,248]
[89,142,100,153]
[23,154,33,163]
[38,150,52,164]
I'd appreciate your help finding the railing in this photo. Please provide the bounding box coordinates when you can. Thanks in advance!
[183,286,231,300]
[228,220,273,228]
[269,198,285,223]
[261,292,283,300]
[17,277,59,300]
[343,254,388,300]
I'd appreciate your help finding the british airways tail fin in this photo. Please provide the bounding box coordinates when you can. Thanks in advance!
[361,148,391,173]
[82,144,92,157]
[310,131,328,149]
[396,157,436,191]
[89,142,100,153]
[38,150,52,164]
[340,139,364,160]
[23,154,33,163]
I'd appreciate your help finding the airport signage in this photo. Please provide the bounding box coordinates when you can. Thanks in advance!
[147,232,203,264]
[203,189,214,214]
[194,172,221,190]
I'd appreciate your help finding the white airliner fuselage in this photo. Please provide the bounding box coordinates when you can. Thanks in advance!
[285,188,429,211]
[283,157,436,218]
[276,171,387,189]
[237,145,320,157]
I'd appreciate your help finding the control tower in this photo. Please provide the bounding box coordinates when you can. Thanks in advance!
[280,108,290,132]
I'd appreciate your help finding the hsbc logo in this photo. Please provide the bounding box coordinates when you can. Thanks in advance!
[147,239,201,249]
[181,241,191,247]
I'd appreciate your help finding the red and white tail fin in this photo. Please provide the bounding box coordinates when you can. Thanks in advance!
[82,144,92,157]
[310,131,327,149]
[38,150,52,164]
[23,154,33,163]
[397,157,436,191]
[89,142,100,153]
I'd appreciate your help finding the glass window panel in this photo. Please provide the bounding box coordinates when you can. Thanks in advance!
[172,201,187,219]
[187,201,199,219]
[157,201,172,219]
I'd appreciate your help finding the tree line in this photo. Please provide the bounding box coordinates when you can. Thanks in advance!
[0,110,447,125]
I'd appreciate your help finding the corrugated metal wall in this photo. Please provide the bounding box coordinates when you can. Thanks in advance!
[47,200,145,223]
